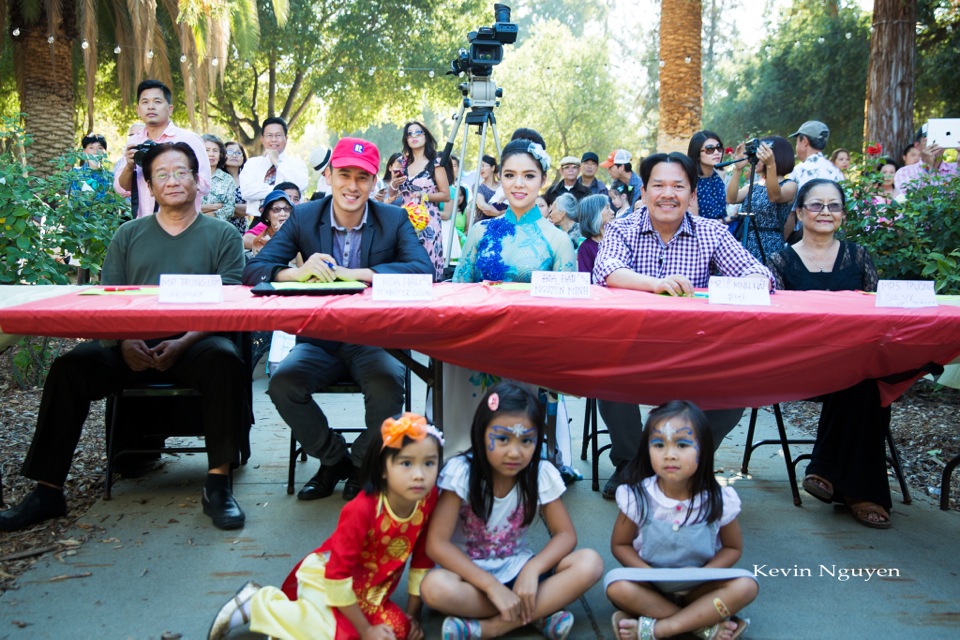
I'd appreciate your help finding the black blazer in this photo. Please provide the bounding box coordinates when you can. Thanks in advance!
[242,195,432,285]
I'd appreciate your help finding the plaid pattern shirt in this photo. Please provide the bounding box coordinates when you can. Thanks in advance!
[593,208,775,289]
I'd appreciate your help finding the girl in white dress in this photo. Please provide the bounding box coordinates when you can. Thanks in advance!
[420,382,602,640]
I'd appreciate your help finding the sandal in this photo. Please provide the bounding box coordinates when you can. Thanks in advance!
[848,501,891,529]
[693,615,749,639]
[611,611,656,640]
[441,616,482,640]
[536,610,574,640]
[207,581,261,640]
[802,474,834,503]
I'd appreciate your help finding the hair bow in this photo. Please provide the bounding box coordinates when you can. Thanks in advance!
[381,412,444,449]
[527,143,551,173]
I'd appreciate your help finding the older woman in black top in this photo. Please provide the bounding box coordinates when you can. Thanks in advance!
[768,178,890,528]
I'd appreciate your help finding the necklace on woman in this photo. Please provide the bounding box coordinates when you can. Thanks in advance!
[799,240,837,272]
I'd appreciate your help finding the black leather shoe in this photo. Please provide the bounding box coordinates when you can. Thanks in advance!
[297,456,353,501]
[202,487,246,530]
[602,465,625,501]
[342,466,363,501]
[0,488,67,531]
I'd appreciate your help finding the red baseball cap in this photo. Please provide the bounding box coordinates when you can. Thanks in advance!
[330,137,380,175]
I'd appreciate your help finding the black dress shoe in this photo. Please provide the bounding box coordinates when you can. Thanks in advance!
[202,487,246,530]
[297,456,353,501]
[0,488,67,531]
[342,466,363,501]
[602,464,625,501]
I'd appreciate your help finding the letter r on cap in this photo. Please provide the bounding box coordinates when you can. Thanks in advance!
[354,144,364,153]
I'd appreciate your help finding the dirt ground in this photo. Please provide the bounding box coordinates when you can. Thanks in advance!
[1,342,958,594]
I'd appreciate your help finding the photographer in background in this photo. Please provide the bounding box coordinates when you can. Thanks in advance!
[114,79,211,218]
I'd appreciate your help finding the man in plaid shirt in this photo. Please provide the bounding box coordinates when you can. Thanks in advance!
[591,151,774,498]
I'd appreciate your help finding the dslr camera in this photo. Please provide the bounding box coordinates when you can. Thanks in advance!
[132,139,158,167]
[449,4,518,78]
[743,138,761,163]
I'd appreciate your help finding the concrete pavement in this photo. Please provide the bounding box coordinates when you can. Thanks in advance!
[1,362,959,639]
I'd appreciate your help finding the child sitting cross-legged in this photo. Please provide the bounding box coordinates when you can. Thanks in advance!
[420,381,603,640]
[606,401,758,640]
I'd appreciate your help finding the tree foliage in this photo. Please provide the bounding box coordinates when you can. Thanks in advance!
[842,151,960,294]
[494,20,628,165]
[705,0,870,150]
[211,0,486,150]
[0,116,125,284]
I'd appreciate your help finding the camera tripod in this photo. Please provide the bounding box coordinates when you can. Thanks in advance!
[716,150,769,263]
[439,91,503,268]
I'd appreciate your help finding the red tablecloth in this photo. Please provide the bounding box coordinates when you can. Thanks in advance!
[2,284,959,409]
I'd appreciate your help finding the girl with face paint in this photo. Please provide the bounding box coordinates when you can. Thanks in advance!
[606,401,758,640]
[419,382,602,639]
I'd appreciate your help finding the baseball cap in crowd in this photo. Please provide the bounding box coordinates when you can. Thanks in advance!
[259,189,294,225]
[309,146,332,172]
[559,156,581,167]
[330,137,380,175]
[789,121,830,146]
[600,149,633,168]
[581,152,600,164]
[915,124,928,142]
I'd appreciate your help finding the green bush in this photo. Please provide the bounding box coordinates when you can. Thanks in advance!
[0,115,126,284]
[842,153,960,294]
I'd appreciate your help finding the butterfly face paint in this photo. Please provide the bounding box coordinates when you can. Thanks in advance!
[648,419,701,494]
[483,414,538,482]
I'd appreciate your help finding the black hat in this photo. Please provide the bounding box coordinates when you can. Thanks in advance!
[581,152,599,164]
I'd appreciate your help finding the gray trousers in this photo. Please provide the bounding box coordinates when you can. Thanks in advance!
[599,400,745,468]
[267,342,404,467]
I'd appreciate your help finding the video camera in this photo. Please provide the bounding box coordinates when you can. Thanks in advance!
[448,4,518,78]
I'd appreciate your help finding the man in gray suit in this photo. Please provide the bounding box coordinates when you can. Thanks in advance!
[243,137,432,501]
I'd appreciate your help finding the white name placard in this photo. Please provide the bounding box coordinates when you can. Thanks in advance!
[875,280,938,308]
[372,274,434,301]
[530,271,592,299]
[158,274,223,303]
[708,276,771,306]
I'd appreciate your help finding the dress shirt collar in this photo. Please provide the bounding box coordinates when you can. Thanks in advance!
[332,203,369,231]
[639,210,695,240]
[133,121,181,143]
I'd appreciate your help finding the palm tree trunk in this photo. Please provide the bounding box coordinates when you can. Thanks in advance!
[658,0,703,152]
[13,11,77,177]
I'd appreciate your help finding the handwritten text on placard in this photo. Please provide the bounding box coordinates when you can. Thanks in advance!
[372,274,434,301]
[530,271,591,299]
[875,280,938,308]
[158,274,223,303]
[708,276,771,306]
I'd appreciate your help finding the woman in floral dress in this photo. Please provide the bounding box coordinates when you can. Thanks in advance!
[390,121,450,281]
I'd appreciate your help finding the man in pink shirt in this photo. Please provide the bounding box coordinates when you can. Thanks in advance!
[114,80,211,218]
[894,125,957,194]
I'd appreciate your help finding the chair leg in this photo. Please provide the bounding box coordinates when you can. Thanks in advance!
[741,408,760,475]
[104,395,119,500]
[287,432,298,495]
[772,404,804,507]
[941,454,960,511]
[882,406,911,505]
[591,400,600,492]
[581,398,594,461]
